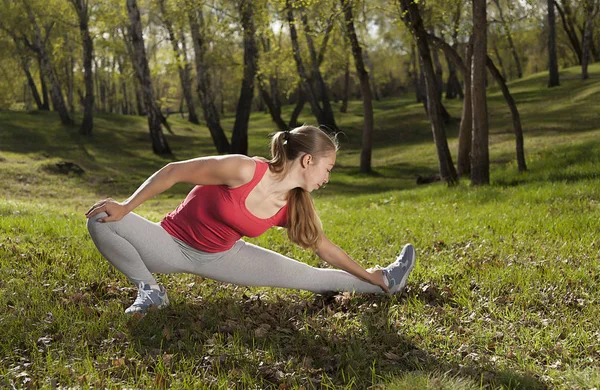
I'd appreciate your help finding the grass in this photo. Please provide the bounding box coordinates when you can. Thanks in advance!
[1,63,600,389]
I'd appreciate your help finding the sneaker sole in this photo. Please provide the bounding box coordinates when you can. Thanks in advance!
[390,244,416,294]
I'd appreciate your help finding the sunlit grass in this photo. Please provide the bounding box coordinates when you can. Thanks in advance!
[1,63,600,388]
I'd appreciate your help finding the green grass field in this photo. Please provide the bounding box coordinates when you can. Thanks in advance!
[1,64,600,389]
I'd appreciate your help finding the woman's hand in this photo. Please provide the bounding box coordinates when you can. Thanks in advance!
[366,269,390,295]
[85,198,130,222]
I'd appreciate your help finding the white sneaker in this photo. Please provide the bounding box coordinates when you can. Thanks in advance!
[382,244,416,294]
[125,282,169,314]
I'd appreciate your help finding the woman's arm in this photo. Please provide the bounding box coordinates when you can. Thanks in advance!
[86,154,256,222]
[315,234,390,293]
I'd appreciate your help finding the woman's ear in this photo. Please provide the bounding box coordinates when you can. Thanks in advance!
[301,153,312,168]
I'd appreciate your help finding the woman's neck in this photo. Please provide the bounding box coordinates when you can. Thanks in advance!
[261,163,303,200]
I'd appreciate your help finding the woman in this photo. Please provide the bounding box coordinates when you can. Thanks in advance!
[86,125,416,315]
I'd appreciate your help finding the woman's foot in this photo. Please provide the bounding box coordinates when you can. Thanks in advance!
[382,244,416,294]
[125,282,169,314]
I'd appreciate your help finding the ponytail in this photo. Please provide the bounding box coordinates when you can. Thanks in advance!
[268,126,338,250]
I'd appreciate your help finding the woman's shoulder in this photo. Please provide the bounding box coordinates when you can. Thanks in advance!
[223,154,264,187]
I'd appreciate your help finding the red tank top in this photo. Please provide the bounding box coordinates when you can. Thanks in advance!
[160,159,288,253]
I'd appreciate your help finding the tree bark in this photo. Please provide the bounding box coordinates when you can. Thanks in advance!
[492,41,507,81]
[126,0,171,155]
[287,2,337,131]
[158,0,199,125]
[258,79,288,130]
[21,56,44,109]
[24,5,72,125]
[341,0,374,174]
[71,0,95,135]
[341,55,350,113]
[492,0,522,79]
[548,0,560,87]
[297,10,338,131]
[471,0,490,185]
[231,0,259,155]
[431,43,444,101]
[554,0,582,64]
[257,35,287,130]
[36,56,50,110]
[486,57,526,172]
[188,2,230,153]
[289,87,306,129]
[457,42,473,176]
[581,0,599,80]
[400,0,458,185]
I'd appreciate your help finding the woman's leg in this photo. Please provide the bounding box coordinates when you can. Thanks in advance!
[179,240,385,294]
[86,212,187,286]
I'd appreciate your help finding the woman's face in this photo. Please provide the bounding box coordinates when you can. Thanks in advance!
[303,152,336,192]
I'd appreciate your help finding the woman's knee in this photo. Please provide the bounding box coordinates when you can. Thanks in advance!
[86,212,109,235]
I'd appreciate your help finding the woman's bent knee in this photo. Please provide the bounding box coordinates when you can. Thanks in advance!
[86,212,109,235]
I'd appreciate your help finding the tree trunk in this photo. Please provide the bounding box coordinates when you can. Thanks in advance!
[548,0,560,87]
[21,57,44,109]
[341,55,350,113]
[231,0,259,155]
[554,0,582,64]
[71,0,95,135]
[431,43,444,101]
[298,10,338,131]
[188,2,230,153]
[341,0,374,174]
[581,0,599,80]
[492,38,508,81]
[458,42,473,176]
[126,0,171,155]
[471,0,490,185]
[363,49,380,101]
[410,44,421,103]
[486,57,526,172]
[554,0,582,65]
[286,3,333,130]
[158,0,199,125]
[445,49,462,99]
[36,56,50,110]
[289,87,306,128]
[492,0,522,79]
[24,7,72,125]
[400,0,458,185]
[259,80,288,130]
[257,34,287,130]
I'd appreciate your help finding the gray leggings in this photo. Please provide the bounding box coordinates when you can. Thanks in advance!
[87,212,383,294]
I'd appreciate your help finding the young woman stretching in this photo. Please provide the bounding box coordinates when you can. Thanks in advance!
[86,126,416,314]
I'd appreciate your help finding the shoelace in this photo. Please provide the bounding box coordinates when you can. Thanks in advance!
[132,284,154,307]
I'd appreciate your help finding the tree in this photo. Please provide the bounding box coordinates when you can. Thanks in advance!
[230,0,259,155]
[341,0,374,174]
[491,0,523,79]
[286,0,338,132]
[581,0,599,80]
[15,0,74,125]
[156,0,199,125]
[399,0,458,185]
[187,1,230,154]
[471,0,489,185]
[548,0,560,87]
[69,0,95,135]
[554,0,582,64]
[126,0,171,155]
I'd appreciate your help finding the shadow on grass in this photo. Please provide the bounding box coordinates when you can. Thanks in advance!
[126,291,546,389]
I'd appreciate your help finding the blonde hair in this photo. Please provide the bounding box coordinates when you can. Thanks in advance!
[269,125,339,250]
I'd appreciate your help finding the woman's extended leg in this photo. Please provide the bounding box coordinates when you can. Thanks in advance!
[181,240,388,294]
